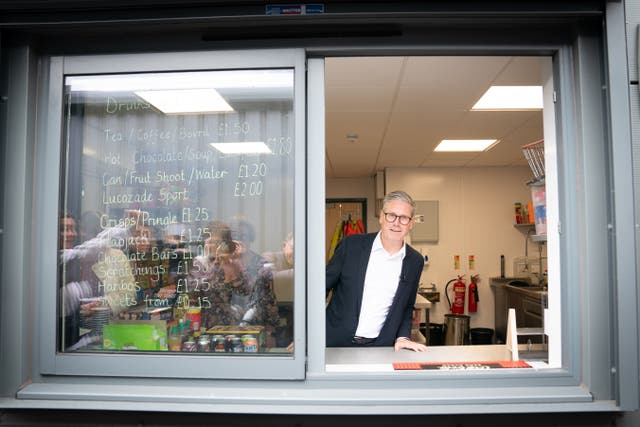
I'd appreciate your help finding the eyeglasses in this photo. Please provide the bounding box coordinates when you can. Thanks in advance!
[383,212,412,225]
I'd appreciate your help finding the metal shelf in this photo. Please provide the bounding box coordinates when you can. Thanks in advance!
[516,327,544,336]
[513,223,547,242]
[514,223,535,229]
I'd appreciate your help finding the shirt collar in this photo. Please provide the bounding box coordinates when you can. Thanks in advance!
[373,232,406,259]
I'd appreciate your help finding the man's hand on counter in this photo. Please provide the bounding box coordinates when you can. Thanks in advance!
[394,337,428,352]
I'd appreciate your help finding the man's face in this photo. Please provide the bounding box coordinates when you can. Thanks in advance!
[378,199,414,245]
[60,217,77,249]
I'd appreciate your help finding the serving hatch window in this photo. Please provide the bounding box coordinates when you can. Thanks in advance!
[320,56,560,370]
[58,69,296,356]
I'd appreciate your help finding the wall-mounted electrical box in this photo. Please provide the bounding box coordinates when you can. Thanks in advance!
[410,200,439,243]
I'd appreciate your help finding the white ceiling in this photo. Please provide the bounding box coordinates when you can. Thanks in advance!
[325,56,546,179]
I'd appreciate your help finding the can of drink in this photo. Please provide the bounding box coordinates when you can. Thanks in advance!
[242,334,258,353]
[182,339,197,352]
[197,334,211,352]
[224,335,237,352]
[231,337,244,352]
[213,335,225,352]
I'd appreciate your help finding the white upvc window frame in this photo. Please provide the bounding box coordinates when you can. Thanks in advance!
[35,49,308,380]
[4,1,636,413]
[302,23,637,408]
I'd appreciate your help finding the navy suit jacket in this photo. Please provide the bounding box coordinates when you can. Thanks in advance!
[325,233,424,347]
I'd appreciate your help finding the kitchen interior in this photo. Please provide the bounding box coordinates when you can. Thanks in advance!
[324,56,552,366]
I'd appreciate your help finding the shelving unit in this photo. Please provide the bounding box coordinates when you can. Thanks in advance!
[514,223,547,242]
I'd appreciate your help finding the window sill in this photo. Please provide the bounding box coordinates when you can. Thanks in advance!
[11,381,605,414]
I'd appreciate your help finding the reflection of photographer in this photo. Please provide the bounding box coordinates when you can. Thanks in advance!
[190,222,249,329]
[160,223,191,286]
[189,219,280,346]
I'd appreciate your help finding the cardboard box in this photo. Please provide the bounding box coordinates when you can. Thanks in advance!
[103,320,168,351]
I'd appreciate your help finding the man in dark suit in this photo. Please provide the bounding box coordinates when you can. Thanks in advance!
[326,190,427,352]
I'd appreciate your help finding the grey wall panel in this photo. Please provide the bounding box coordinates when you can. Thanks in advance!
[626,1,640,81]
[631,88,640,192]
[630,85,640,415]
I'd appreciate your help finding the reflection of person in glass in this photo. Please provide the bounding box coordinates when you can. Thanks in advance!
[230,219,279,337]
[60,213,78,249]
[128,225,169,305]
[326,190,428,352]
[263,232,294,274]
[189,221,248,328]
[160,222,191,286]
[263,232,294,347]
[59,213,90,349]
[59,212,138,350]
[79,210,102,243]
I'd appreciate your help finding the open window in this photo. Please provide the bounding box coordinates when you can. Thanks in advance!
[315,55,562,373]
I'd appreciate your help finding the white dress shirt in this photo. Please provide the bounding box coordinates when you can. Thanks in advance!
[354,232,406,338]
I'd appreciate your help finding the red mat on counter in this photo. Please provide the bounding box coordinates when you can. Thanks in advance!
[393,360,531,370]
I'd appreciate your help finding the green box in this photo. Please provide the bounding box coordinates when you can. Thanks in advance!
[103,320,167,351]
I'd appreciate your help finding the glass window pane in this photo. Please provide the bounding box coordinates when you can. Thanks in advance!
[58,69,295,356]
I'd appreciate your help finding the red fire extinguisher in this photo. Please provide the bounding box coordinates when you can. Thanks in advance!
[468,274,479,313]
[445,275,466,314]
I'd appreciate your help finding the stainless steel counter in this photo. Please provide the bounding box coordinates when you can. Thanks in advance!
[490,277,547,344]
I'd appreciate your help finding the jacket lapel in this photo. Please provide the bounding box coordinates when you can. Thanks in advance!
[355,234,376,316]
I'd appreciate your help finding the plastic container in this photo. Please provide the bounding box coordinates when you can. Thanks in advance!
[528,180,546,235]
[470,327,494,345]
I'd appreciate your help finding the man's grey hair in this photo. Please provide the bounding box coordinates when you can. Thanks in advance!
[382,190,415,216]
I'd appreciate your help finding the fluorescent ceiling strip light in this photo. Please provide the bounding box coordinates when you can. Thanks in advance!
[472,86,543,110]
[135,89,233,114]
[67,70,293,92]
[434,139,499,152]
[209,142,272,155]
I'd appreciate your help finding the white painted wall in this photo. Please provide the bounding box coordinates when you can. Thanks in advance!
[327,166,541,330]
[386,166,539,329]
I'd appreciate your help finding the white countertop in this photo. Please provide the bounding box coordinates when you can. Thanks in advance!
[325,345,547,372]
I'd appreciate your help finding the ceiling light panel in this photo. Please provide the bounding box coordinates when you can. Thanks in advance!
[434,139,499,152]
[209,142,272,155]
[472,86,543,110]
[135,88,233,115]
[66,70,293,92]
[66,69,294,115]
